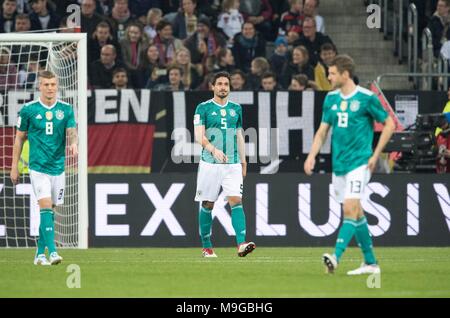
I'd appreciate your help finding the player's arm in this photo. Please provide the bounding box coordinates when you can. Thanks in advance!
[66,128,78,157]
[304,122,331,175]
[10,130,27,185]
[237,128,247,177]
[194,125,228,163]
[368,116,395,172]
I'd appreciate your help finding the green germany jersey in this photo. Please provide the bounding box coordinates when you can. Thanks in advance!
[193,99,243,164]
[17,99,76,175]
[321,86,388,176]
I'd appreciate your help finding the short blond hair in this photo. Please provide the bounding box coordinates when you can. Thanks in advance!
[38,70,56,80]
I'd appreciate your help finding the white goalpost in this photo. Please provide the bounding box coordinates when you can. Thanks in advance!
[0,33,88,249]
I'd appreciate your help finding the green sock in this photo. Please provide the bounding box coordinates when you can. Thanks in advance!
[231,204,246,245]
[355,216,377,265]
[334,218,357,262]
[199,207,213,248]
[36,224,46,257]
[40,209,57,254]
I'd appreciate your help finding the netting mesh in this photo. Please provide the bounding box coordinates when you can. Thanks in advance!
[0,40,80,248]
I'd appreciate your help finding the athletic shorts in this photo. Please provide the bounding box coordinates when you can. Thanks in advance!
[29,170,65,205]
[195,160,243,202]
[332,164,371,203]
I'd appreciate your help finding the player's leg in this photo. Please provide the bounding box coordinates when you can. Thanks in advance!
[224,164,255,257]
[195,161,221,257]
[47,172,65,265]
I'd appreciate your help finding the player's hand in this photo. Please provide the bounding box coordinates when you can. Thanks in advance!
[10,167,20,185]
[367,155,378,173]
[213,148,228,163]
[69,143,78,158]
[304,155,315,176]
[241,162,247,178]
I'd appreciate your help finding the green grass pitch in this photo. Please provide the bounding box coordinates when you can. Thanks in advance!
[1,247,450,297]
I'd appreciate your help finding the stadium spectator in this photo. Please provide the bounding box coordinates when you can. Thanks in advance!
[128,0,161,22]
[29,0,60,31]
[247,56,270,89]
[436,87,450,173]
[288,73,308,91]
[80,0,104,37]
[269,35,289,81]
[184,16,226,72]
[89,44,126,89]
[281,45,315,89]
[14,12,30,31]
[0,47,18,93]
[138,44,166,88]
[1,0,18,33]
[303,0,325,33]
[217,0,245,45]
[269,0,290,34]
[230,69,248,90]
[427,0,450,58]
[260,71,280,91]
[172,47,202,90]
[231,21,266,73]
[153,65,185,91]
[293,16,333,66]
[143,8,162,41]
[279,0,304,43]
[172,0,204,40]
[153,20,184,65]
[107,0,135,41]
[111,67,130,89]
[211,47,235,73]
[161,0,181,16]
[88,21,122,66]
[239,0,274,41]
[120,22,149,70]
[319,42,337,70]
[18,58,40,89]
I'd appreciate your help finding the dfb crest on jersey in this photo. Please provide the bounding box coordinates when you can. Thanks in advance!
[56,110,64,120]
[340,101,348,111]
[350,100,360,112]
[229,109,236,117]
[45,111,53,121]
[220,109,226,117]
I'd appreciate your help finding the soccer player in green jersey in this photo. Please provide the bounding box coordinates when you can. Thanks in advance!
[304,55,395,275]
[193,71,256,258]
[10,70,78,266]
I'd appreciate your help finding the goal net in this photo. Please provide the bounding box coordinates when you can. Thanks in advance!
[0,33,88,248]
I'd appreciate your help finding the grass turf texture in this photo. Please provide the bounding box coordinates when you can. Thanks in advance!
[1,247,449,297]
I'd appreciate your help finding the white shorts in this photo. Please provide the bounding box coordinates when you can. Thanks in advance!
[332,164,371,204]
[30,170,65,205]
[195,160,243,202]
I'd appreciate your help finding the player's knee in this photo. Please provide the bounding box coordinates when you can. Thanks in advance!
[228,196,242,207]
[38,198,53,210]
[343,200,360,218]
[202,201,214,210]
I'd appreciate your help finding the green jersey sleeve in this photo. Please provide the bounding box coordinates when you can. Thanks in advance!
[237,106,243,129]
[17,106,30,132]
[66,106,76,128]
[193,104,206,126]
[367,94,388,123]
[321,95,333,124]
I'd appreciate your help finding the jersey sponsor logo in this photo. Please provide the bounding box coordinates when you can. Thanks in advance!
[35,114,42,120]
[193,114,200,125]
[229,109,236,117]
[220,109,226,117]
[350,100,360,112]
[331,104,338,111]
[45,111,53,121]
[56,110,64,120]
[340,101,348,112]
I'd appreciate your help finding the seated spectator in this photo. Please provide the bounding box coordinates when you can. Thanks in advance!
[269,35,289,80]
[0,47,18,93]
[173,0,204,40]
[303,0,325,34]
[288,73,308,91]
[153,20,184,65]
[153,65,186,91]
[88,21,122,66]
[129,0,161,23]
[18,58,40,89]
[111,67,130,89]
[120,22,149,70]
[281,45,315,89]
[260,71,280,91]
[1,0,18,33]
[428,0,450,57]
[279,0,304,43]
[239,0,274,41]
[217,0,244,46]
[319,42,337,71]
[172,47,201,90]
[89,44,127,89]
[14,12,30,32]
[231,21,266,73]
[29,0,60,31]
[196,71,215,91]
[293,16,333,66]
[184,16,226,73]
[211,47,236,73]
[247,56,270,89]
[138,44,166,88]
[107,0,135,41]
[143,8,162,41]
[81,0,104,37]
[230,69,249,90]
